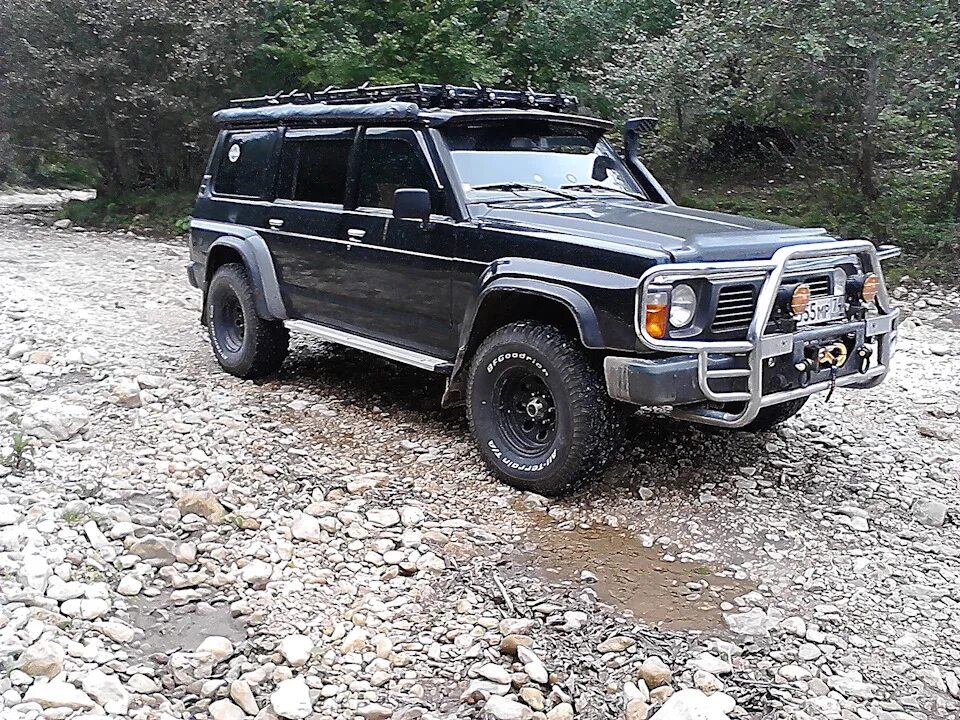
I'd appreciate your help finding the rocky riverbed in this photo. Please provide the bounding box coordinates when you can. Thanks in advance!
[0,207,958,720]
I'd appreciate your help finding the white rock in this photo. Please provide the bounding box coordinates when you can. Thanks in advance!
[400,506,425,527]
[240,559,273,583]
[81,668,130,714]
[724,607,778,636]
[278,634,314,667]
[366,508,401,527]
[913,498,948,527]
[197,636,234,662]
[639,656,673,688]
[230,679,259,714]
[94,621,137,643]
[18,553,51,592]
[0,504,20,526]
[23,680,95,710]
[340,626,367,654]
[291,513,321,542]
[21,400,90,440]
[61,598,110,619]
[271,677,312,719]
[687,652,732,675]
[128,673,160,693]
[109,377,144,407]
[651,688,729,720]
[517,646,548,684]
[209,699,247,720]
[18,640,65,677]
[477,663,512,684]
[117,574,143,596]
[483,695,533,720]
[83,519,110,549]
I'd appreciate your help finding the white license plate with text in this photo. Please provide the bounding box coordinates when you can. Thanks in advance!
[795,295,846,326]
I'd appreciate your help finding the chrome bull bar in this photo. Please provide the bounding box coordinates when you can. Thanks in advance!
[635,240,899,428]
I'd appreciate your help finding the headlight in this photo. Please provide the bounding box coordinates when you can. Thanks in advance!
[669,283,697,327]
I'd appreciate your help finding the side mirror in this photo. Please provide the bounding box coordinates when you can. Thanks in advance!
[393,188,432,223]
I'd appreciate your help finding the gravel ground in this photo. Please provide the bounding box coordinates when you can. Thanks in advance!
[1,205,958,720]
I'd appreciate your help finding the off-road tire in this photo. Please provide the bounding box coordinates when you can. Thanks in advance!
[466,321,621,496]
[744,397,807,431]
[206,263,289,379]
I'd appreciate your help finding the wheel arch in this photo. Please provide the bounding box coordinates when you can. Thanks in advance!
[442,279,604,407]
[204,233,286,322]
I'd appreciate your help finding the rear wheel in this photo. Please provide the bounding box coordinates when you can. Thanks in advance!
[466,322,621,496]
[744,397,807,431]
[206,263,289,378]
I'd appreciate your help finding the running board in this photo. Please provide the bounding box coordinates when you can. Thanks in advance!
[285,320,452,373]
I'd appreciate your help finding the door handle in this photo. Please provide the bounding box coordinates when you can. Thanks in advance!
[346,228,366,240]
[268,218,284,228]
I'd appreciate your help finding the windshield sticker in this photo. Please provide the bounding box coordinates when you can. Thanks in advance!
[227,144,241,163]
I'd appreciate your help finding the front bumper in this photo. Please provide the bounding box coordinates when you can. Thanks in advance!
[612,239,898,428]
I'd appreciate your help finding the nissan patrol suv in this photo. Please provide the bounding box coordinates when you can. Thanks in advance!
[187,83,899,496]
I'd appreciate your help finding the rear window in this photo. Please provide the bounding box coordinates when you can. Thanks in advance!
[277,135,353,205]
[214,130,277,198]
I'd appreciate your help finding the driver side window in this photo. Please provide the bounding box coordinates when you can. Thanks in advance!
[357,134,443,215]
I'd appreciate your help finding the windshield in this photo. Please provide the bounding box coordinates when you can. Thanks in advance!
[441,120,645,201]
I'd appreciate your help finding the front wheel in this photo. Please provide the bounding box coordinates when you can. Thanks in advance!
[744,397,807,431]
[466,322,621,496]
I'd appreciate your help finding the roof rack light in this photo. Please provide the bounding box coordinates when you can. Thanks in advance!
[228,83,578,112]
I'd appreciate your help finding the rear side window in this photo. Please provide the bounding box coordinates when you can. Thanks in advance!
[277,135,353,205]
[357,135,442,214]
[214,130,277,197]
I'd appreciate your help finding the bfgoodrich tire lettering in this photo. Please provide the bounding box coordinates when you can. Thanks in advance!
[206,263,289,379]
[467,321,621,496]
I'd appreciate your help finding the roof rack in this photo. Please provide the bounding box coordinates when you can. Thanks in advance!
[228,83,578,112]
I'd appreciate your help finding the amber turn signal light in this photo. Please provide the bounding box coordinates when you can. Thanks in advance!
[861,273,879,303]
[790,283,811,315]
[644,291,669,338]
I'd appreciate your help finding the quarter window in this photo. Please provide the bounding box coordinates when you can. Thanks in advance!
[214,130,277,198]
[357,136,441,214]
[278,135,353,205]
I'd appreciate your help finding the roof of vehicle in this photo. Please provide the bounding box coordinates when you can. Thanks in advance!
[212,101,614,130]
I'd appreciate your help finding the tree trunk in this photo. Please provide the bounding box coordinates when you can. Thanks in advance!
[950,83,960,220]
[857,53,881,201]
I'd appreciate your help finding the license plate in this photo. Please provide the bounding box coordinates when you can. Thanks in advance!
[795,295,847,326]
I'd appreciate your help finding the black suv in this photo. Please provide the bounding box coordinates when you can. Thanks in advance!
[187,83,899,495]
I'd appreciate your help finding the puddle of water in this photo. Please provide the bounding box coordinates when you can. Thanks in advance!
[520,522,754,632]
[127,592,245,656]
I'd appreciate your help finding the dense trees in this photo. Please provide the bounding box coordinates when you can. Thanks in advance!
[0,0,957,255]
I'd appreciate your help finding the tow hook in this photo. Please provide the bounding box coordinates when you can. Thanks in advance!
[817,342,848,369]
[857,345,873,373]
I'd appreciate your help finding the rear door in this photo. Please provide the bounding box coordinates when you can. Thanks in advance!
[263,127,357,322]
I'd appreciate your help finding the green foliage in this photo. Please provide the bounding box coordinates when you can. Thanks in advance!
[3,432,33,474]
[61,191,194,234]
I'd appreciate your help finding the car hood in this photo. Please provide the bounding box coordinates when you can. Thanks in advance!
[475,198,836,262]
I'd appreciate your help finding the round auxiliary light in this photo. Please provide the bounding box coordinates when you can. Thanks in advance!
[861,273,880,303]
[669,283,697,327]
[791,283,811,315]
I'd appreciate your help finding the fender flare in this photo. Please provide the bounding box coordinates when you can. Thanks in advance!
[449,277,605,384]
[202,225,287,321]
[473,277,605,348]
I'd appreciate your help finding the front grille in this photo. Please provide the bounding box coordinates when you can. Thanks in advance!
[802,274,831,297]
[711,284,757,332]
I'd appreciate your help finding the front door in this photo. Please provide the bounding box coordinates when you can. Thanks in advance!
[338,127,456,358]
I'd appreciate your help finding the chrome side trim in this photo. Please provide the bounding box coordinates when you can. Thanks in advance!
[285,320,451,372]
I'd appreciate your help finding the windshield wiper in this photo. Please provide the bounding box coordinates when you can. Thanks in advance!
[560,183,646,201]
[470,182,577,200]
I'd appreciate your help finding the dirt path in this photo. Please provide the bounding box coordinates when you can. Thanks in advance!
[1,209,958,720]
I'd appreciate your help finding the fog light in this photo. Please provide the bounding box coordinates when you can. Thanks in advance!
[861,273,879,303]
[644,290,669,339]
[791,283,811,315]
